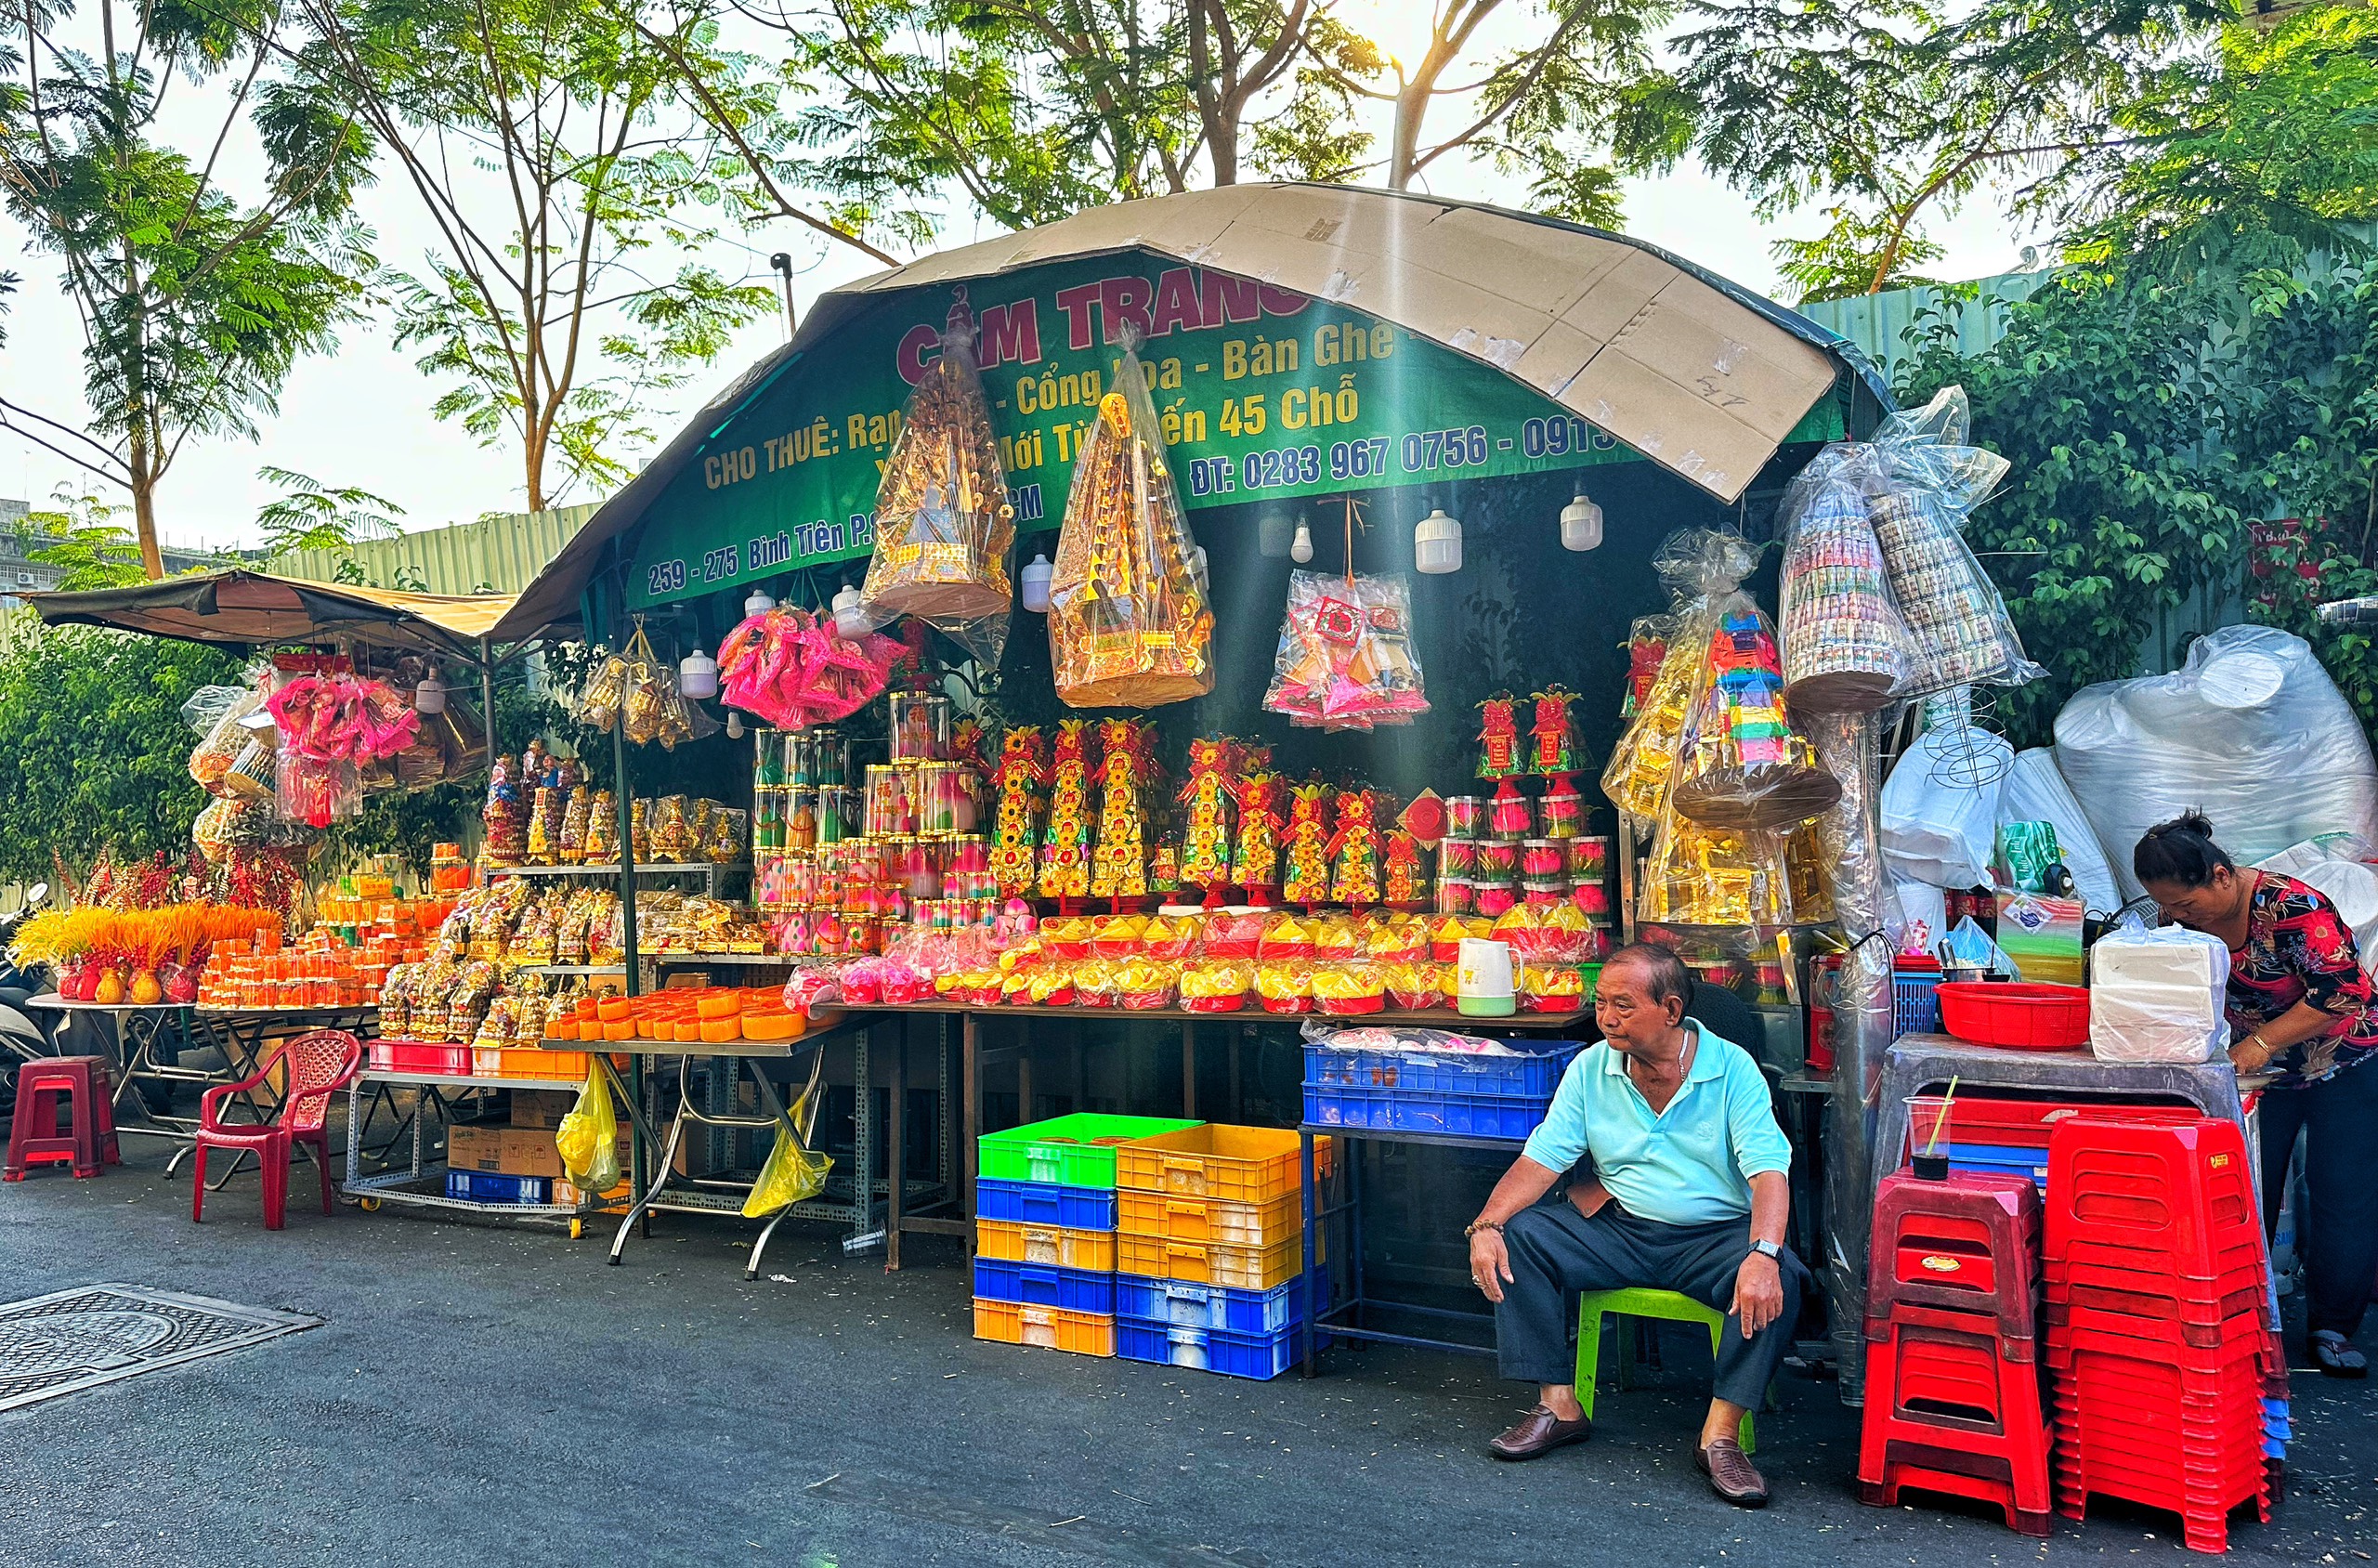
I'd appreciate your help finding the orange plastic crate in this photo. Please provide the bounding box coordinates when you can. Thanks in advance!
[974,1218,1117,1272]
[1117,1188,1302,1249]
[1114,1124,1327,1206]
[972,1299,1115,1356]
[1117,1231,1311,1290]
[474,1049,619,1081]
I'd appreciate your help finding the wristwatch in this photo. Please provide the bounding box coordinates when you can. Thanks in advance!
[1749,1239,1784,1262]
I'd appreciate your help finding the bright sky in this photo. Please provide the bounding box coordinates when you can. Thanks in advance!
[0,8,2041,555]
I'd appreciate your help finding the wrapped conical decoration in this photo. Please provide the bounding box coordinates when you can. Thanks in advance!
[1177,736,1238,894]
[859,286,1017,661]
[1282,781,1334,906]
[1046,332,1213,707]
[1039,719,1093,899]
[1091,717,1151,898]
[1670,606,1839,830]
[1776,465,1913,713]
[989,725,1047,898]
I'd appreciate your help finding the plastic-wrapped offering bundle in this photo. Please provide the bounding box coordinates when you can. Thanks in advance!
[1262,569,1429,730]
[1047,332,1214,708]
[2056,624,2378,898]
[1861,386,2040,695]
[2088,921,2230,1065]
[858,289,1017,662]
[1775,460,1914,712]
[1635,815,1796,929]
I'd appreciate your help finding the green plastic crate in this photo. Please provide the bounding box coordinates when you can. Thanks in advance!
[978,1113,1204,1188]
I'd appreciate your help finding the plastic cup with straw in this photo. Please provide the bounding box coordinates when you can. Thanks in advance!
[1910,1074,1957,1180]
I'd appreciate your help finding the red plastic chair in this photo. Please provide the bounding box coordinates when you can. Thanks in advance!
[190,1029,361,1230]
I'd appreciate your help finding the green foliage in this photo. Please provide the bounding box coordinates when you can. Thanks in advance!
[255,465,407,556]
[0,625,239,883]
[23,484,146,590]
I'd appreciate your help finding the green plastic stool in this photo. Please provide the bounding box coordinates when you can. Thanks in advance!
[1574,1287,1757,1453]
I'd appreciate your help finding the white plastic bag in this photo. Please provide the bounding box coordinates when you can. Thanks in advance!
[2285,860,2378,980]
[1997,748,2122,915]
[1882,722,2012,888]
[2055,625,2378,900]
[2088,923,2230,1065]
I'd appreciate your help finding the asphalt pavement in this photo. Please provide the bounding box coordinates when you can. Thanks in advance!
[1,1140,2371,1568]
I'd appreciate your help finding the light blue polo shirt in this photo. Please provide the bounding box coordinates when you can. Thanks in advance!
[1520,1023,1792,1227]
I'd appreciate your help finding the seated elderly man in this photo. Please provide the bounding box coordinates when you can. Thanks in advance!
[1464,941,1808,1507]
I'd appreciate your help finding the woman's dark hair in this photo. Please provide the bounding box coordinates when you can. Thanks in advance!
[2133,811,2235,889]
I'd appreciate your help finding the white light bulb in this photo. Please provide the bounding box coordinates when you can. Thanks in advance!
[725,711,745,740]
[678,649,720,699]
[744,587,776,619]
[831,583,872,639]
[1559,492,1603,553]
[1289,521,1314,563]
[1020,553,1053,613]
[1414,506,1462,575]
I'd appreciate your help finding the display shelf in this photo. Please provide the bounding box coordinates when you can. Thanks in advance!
[652,951,797,965]
[855,1000,1590,1030]
[518,964,627,975]
[489,862,723,877]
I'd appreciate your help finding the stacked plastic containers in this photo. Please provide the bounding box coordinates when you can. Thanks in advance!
[1857,1168,2051,1535]
[1904,1092,2202,1196]
[2043,1116,2288,1554]
[973,1114,1201,1357]
[1112,1126,1329,1379]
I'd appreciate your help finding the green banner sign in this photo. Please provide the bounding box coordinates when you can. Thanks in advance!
[627,255,1841,609]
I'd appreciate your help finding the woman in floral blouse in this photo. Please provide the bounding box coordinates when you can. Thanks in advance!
[2137,812,2378,1378]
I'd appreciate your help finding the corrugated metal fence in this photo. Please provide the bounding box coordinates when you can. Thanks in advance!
[268,503,598,596]
[1797,269,2045,389]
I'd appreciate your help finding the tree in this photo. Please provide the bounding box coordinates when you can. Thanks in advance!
[24,482,147,589]
[0,0,378,578]
[254,465,406,555]
[0,625,239,882]
[1613,0,2228,303]
[764,0,1657,243]
[296,0,781,510]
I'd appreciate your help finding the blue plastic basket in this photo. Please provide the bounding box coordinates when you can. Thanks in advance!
[1892,967,1942,1037]
[974,1179,1118,1232]
[1116,1315,1300,1379]
[1943,1142,2049,1191]
[1303,1035,1587,1100]
[1302,1083,1546,1140]
[443,1169,551,1205]
[971,1259,1116,1315]
[1114,1273,1319,1336]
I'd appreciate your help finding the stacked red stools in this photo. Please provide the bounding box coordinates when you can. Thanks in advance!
[2045,1116,2280,1555]
[5,1055,122,1180]
[1859,1169,2051,1535]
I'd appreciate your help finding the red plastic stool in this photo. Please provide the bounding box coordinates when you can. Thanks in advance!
[5,1055,121,1180]
[1869,1169,2042,1342]
[1859,1314,2052,1535]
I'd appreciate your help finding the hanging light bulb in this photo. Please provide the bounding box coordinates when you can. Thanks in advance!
[1019,552,1053,613]
[725,711,745,740]
[1414,505,1463,574]
[412,674,448,714]
[831,582,872,639]
[1289,520,1314,563]
[1559,491,1604,553]
[743,586,776,619]
[678,648,719,699]
[1259,513,1294,558]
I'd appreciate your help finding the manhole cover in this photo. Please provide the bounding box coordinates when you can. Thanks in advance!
[0,1285,319,1412]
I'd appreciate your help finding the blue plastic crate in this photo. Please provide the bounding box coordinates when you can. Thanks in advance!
[1302,1083,1544,1140]
[1116,1315,1300,1379]
[1114,1273,1321,1335]
[971,1259,1116,1314]
[1943,1143,2049,1192]
[443,1169,551,1205]
[1303,1035,1587,1101]
[974,1178,1117,1232]
[1893,969,1941,1037]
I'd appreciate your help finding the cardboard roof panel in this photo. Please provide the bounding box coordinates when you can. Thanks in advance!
[1420,205,1635,317]
[1610,294,1837,444]
[1559,348,1780,497]
[1559,247,1677,344]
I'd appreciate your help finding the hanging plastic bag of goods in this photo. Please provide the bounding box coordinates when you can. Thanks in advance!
[1046,330,1215,708]
[1262,568,1429,730]
[1773,455,1917,713]
[858,288,1018,664]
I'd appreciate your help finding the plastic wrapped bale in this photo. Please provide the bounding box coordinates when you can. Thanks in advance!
[1046,333,1213,708]
[1635,812,1795,930]
[1881,694,2012,890]
[857,288,1017,662]
[2054,624,2378,899]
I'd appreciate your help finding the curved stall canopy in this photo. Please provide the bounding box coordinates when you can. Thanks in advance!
[24,568,550,662]
[496,182,1889,642]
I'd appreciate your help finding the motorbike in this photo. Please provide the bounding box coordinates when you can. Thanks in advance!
[0,882,54,1115]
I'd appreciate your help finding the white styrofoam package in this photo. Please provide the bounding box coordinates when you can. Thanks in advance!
[2055,626,2378,901]
[2089,925,2231,1065]
[2287,859,2378,979]
[1882,723,2012,887]
[1998,748,2123,914]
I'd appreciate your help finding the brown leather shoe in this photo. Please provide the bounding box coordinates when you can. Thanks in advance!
[1487,1404,1592,1460]
[1695,1436,1770,1506]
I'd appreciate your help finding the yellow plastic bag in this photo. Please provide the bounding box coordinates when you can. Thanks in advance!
[743,1065,832,1217]
[555,1064,621,1193]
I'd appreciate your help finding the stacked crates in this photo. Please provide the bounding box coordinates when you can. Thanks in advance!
[973,1114,1200,1357]
[1112,1125,1328,1379]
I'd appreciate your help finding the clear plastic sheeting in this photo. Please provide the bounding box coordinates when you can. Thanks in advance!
[2089,922,2230,1065]
[1997,748,2122,916]
[1809,709,1892,1405]
[1775,463,1916,712]
[1881,704,2011,889]
[2054,625,2378,899]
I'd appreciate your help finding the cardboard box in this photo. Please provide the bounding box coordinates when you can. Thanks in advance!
[509,1089,576,1130]
[445,1123,508,1173]
[498,1127,566,1180]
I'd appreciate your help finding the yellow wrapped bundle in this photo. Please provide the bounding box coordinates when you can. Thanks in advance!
[1181,960,1252,1012]
[1259,911,1315,961]
[1313,913,1362,962]
[1431,913,1493,961]
[1636,815,1795,929]
[1117,958,1180,1010]
[1601,630,1700,825]
[1313,961,1386,1015]
[1072,958,1118,1008]
[1027,963,1078,1006]
[1365,914,1428,963]
[1382,960,1445,1011]
[1255,961,1313,1014]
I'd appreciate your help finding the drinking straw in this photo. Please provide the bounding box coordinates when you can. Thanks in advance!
[1923,1075,1959,1156]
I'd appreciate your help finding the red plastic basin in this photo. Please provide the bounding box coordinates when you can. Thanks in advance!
[1937,982,2092,1051]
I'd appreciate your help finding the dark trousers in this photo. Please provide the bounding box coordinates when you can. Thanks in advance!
[1496,1198,1806,1409]
[2259,1060,2378,1341]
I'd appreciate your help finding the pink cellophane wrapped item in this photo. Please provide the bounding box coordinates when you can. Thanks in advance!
[1262,570,1428,731]
[717,606,903,727]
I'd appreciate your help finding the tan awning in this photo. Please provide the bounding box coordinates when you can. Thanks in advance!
[26,568,538,661]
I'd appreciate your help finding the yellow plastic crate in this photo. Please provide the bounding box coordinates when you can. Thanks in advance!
[1117,1231,1311,1291]
[973,1218,1117,1272]
[1117,1188,1301,1249]
[1115,1124,1329,1205]
[973,1299,1115,1356]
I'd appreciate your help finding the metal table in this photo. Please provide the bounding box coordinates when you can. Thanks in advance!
[341,1067,611,1235]
[1297,1122,1523,1377]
